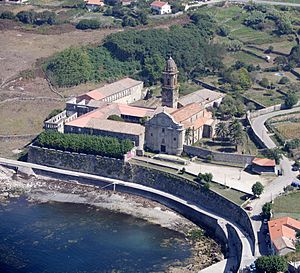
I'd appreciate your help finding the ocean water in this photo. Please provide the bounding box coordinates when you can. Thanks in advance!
[0,197,191,273]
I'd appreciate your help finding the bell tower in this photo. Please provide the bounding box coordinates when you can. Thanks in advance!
[161,56,179,109]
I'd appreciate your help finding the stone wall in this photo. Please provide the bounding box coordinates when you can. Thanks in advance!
[28,145,255,258]
[183,145,255,165]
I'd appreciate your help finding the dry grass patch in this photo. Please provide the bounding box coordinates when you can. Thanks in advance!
[275,122,300,140]
[0,100,64,135]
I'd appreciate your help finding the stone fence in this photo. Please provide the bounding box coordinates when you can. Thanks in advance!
[27,145,256,261]
[248,104,283,119]
[183,145,255,166]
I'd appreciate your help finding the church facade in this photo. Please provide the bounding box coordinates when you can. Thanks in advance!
[145,57,217,155]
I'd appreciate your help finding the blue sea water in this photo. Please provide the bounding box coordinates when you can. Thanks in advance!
[0,197,191,273]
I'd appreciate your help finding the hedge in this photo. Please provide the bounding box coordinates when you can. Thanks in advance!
[35,131,134,159]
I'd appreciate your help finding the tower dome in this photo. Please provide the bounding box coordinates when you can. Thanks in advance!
[165,56,178,73]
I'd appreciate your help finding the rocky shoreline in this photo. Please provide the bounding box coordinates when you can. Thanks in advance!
[0,165,223,272]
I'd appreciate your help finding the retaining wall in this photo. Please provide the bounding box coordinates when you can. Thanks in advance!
[183,145,255,165]
[28,145,255,259]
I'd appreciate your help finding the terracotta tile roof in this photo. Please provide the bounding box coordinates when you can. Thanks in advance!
[252,157,276,167]
[65,103,153,127]
[85,0,104,5]
[268,217,300,252]
[171,103,204,123]
[151,1,168,8]
[117,104,155,118]
[178,89,225,107]
[78,78,143,101]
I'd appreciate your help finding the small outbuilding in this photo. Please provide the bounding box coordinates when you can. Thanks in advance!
[252,157,276,174]
[85,0,104,11]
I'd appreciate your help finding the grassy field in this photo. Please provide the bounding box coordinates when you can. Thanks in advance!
[179,81,202,97]
[273,191,300,220]
[274,122,300,140]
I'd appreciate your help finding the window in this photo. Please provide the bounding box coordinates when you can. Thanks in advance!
[151,133,153,137]
[174,138,176,141]
[162,128,165,133]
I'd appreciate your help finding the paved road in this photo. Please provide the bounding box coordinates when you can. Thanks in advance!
[185,0,300,10]
[0,157,255,272]
[250,107,300,256]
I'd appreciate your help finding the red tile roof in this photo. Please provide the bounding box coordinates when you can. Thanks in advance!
[268,217,300,252]
[85,0,104,5]
[252,157,276,167]
[171,103,205,123]
[151,1,168,8]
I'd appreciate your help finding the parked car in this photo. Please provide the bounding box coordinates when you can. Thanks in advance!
[245,206,253,211]
[292,165,299,171]
[277,169,282,176]
[263,218,268,224]
[291,181,300,187]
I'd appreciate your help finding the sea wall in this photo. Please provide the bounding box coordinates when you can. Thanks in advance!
[28,145,255,260]
[183,145,255,165]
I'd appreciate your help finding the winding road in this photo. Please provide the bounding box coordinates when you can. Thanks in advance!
[249,106,300,256]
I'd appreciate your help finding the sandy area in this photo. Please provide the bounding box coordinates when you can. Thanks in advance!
[0,165,223,272]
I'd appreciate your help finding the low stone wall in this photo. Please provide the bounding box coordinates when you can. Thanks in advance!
[0,134,38,142]
[183,145,255,165]
[28,145,255,259]
[248,104,283,119]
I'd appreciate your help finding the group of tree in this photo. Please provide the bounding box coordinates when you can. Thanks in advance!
[195,172,213,190]
[2,10,57,25]
[215,119,244,150]
[284,139,300,153]
[242,4,293,35]
[255,255,288,273]
[105,6,148,27]
[222,67,252,92]
[35,131,134,159]
[217,96,246,119]
[46,12,224,87]
[261,148,283,164]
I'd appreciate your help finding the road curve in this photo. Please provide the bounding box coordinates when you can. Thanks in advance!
[251,106,300,149]
[249,106,300,256]
[0,157,255,272]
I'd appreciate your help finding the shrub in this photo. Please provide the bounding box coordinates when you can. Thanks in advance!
[278,76,289,84]
[285,92,298,109]
[255,255,288,273]
[35,130,134,159]
[76,19,101,30]
[252,181,264,196]
[0,11,15,20]
[107,114,124,122]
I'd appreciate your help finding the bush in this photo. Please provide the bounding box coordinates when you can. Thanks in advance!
[35,131,134,159]
[0,11,15,20]
[76,19,101,30]
[285,92,298,108]
[252,181,264,196]
[255,255,288,273]
[278,76,289,84]
[107,114,124,122]
[259,78,270,88]
[262,202,272,219]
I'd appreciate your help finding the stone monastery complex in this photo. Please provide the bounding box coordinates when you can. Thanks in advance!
[45,57,224,155]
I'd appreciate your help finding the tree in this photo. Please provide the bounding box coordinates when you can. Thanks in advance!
[252,181,264,197]
[246,102,256,112]
[215,122,229,140]
[46,47,93,87]
[228,119,244,150]
[255,255,288,273]
[185,128,192,145]
[196,173,213,183]
[276,17,293,35]
[262,148,283,164]
[259,78,270,88]
[141,54,165,85]
[16,10,36,24]
[262,202,272,219]
[217,26,230,37]
[285,92,298,109]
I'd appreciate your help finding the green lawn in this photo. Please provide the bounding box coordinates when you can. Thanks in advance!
[273,191,300,220]
[179,81,201,97]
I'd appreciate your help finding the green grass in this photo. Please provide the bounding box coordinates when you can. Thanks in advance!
[244,88,285,107]
[273,191,300,220]
[179,81,201,97]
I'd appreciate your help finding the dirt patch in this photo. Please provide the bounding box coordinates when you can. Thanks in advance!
[0,99,64,135]
[275,122,300,140]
